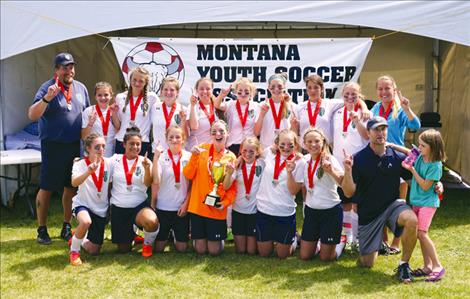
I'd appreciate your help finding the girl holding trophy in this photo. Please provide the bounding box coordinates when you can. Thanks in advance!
[183,120,237,256]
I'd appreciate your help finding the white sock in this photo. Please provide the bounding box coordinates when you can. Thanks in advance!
[314,241,321,255]
[291,235,298,252]
[226,207,232,228]
[399,260,408,266]
[143,227,159,245]
[221,240,225,251]
[351,211,359,244]
[71,235,83,253]
[335,235,347,259]
[343,211,353,244]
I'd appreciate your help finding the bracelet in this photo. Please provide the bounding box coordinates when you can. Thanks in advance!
[41,97,51,104]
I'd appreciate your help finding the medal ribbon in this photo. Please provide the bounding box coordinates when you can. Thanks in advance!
[242,160,256,197]
[379,102,393,120]
[95,105,111,136]
[84,157,105,193]
[269,98,284,130]
[129,93,143,121]
[54,75,73,106]
[307,99,322,127]
[122,156,139,187]
[167,149,181,184]
[162,103,177,129]
[308,155,321,190]
[199,101,215,125]
[273,153,294,181]
[236,101,249,128]
[343,105,359,132]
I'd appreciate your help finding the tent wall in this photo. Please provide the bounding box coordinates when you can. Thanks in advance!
[439,43,470,183]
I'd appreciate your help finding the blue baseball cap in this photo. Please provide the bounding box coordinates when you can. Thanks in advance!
[54,52,75,66]
[367,116,389,130]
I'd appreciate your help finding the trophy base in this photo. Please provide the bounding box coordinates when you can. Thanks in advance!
[204,194,220,206]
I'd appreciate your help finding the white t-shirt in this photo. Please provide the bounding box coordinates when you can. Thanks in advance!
[294,99,343,144]
[109,154,152,208]
[156,150,191,211]
[256,148,304,217]
[301,154,343,210]
[332,107,368,166]
[257,100,296,150]
[71,158,112,217]
[82,105,117,157]
[231,159,265,214]
[187,103,219,150]
[224,101,260,147]
[150,101,188,151]
[114,92,159,142]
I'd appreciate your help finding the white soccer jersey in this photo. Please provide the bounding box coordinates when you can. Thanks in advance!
[257,100,296,150]
[224,100,260,147]
[82,105,116,157]
[150,101,188,151]
[231,159,265,214]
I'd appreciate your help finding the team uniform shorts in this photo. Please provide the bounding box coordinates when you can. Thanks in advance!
[190,213,227,241]
[256,210,296,245]
[301,204,343,244]
[232,210,257,237]
[72,206,107,245]
[110,201,150,244]
[155,209,190,242]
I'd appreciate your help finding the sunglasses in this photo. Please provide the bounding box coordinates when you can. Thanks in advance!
[94,144,106,150]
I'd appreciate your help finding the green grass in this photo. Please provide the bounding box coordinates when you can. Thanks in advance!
[1,189,470,298]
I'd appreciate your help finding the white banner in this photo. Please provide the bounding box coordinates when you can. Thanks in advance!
[110,37,372,104]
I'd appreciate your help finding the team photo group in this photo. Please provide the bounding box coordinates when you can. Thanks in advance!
[28,52,446,284]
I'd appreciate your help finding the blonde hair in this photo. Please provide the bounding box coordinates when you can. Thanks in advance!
[268,72,290,119]
[165,125,186,141]
[94,81,113,97]
[376,75,400,120]
[240,137,263,158]
[160,76,180,93]
[302,128,331,156]
[234,77,257,99]
[304,74,325,99]
[274,129,300,153]
[123,67,150,116]
[342,82,364,102]
[419,129,447,162]
[210,119,229,133]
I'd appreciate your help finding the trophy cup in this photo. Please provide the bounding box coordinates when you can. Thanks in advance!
[204,161,226,206]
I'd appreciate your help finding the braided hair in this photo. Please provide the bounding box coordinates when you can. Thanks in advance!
[122,67,150,117]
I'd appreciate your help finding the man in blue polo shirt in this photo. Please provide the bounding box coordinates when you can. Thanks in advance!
[342,116,418,283]
[28,53,90,244]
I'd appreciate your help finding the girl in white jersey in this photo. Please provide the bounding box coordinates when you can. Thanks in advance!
[188,77,219,149]
[109,126,159,258]
[332,82,368,249]
[81,82,118,157]
[151,125,191,253]
[224,137,264,254]
[287,128,346,261]
[69,133,111,265]
[150,76,188,152]
[214,77,260,155]
[113,67,158,156]
[256,129,304,259]
[254,73,296,151]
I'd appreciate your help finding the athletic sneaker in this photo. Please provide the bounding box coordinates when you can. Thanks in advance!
[134,234,144,244]
[69,251,82,266]
[60,222,72,241]
[142,244,153,258]
[396,263,413,283]
[37,226,52,245]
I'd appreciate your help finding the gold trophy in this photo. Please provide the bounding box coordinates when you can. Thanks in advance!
[204,155,232,206]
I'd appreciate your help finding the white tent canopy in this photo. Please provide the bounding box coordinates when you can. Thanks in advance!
[1,0,470,60]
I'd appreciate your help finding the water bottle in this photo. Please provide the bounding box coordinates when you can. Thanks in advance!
[402,145,420,168]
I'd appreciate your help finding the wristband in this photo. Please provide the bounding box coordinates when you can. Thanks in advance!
[41,97,51,104]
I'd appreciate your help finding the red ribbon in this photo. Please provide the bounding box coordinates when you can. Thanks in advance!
[269,98,284,130]
[242,160,256,197]
[379,102,392,120]
[273,152,294,181]
[167,149,181,183]
[307,99,322,127]
[54,75,73,106]
[129,93,143,121]
[162,103,177,129]
[236,101,249,128]
[84,157,105,193]
[199,101,215,125]
[343,105,359,132]
[308,155,321,190]
[122,155,139,187]
[95,105,111,136]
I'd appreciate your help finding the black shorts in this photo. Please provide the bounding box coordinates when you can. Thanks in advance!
[72,206,107,245]
[256,210,296,245]
[232,210,257,236]
[190,213,227,241]
[115,140,153,161]
[155,209,190,242]
[301,204,343,244]
[110,201,150,244]
[40,139,80,191]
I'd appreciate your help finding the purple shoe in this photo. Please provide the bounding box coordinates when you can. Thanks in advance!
[425,268,445,282]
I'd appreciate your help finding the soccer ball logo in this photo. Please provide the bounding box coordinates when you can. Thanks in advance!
[122,42,185,93]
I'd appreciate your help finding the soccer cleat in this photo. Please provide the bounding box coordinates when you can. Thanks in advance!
[60,222,73,241]
[69,251,82,266]
[134,235,144,244]
[37,226,52,245]
[395,262,413,283]
[142,244,153,258]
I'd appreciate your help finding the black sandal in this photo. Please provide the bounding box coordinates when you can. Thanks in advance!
[411,268,431,277]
